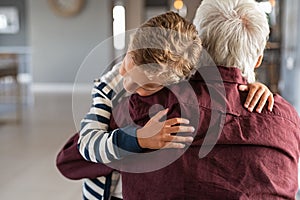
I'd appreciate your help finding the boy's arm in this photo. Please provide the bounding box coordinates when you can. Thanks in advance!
[78,63,195,164]
[78,63,142,164]
[239,82,274,113]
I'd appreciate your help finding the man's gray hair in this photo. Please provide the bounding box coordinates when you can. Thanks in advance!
[193,0,270,83]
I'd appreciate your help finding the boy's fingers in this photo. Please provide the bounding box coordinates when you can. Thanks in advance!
[238,84,249,91]
[167,125,195,134]
[256,93,269,113]
[248,89,264,112]
[165,117,190,126]
[162,142,186,149]
[166,136,194,143]
[244,89,256,108]
[268,95,274,111]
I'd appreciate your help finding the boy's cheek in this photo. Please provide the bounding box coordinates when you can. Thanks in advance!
[119,64,126,76]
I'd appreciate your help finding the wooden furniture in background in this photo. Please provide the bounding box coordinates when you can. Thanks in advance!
[0,53,22,123]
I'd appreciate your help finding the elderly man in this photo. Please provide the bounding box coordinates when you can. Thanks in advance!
[109,0,300,199]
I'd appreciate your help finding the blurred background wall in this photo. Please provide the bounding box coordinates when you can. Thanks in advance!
[0,0,299,199]
[280,0,300,113]
[28,0,113,84]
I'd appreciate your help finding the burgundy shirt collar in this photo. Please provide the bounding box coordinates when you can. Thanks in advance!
[191,65,248,85]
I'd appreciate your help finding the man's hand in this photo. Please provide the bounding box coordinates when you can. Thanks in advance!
[136,109,195,149]
[239,82,274,113]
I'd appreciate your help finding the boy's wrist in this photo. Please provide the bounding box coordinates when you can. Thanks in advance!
[113,126,143,158]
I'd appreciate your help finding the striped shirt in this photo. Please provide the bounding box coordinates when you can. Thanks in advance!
[78,63,142,200]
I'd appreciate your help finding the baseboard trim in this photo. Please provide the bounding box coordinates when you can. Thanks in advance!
[32,83,92,93]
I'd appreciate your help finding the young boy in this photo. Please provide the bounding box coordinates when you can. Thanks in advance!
[78,12,274,200]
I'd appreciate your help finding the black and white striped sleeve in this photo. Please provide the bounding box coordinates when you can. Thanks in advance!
[78,63,142,164]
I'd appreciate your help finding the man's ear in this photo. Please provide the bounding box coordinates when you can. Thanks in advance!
[255,55,263,68]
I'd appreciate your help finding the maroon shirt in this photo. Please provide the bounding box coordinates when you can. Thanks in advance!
[110,66,300,200]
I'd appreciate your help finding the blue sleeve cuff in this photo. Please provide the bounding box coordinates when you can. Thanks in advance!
[112,125,143,158]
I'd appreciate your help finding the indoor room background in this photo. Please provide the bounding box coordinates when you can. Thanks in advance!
[0,0,299,199]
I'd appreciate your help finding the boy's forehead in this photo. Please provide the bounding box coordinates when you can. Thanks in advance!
[127,65,164,86]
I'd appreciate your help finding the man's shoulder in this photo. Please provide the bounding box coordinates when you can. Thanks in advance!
[272,94,300,126]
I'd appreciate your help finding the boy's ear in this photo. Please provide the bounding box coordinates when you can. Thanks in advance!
[255,55,263,69]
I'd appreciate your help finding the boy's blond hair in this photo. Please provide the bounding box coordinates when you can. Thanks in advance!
[128,11,202,85]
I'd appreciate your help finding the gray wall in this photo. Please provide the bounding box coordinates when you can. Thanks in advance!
[28,0,113,83]
[182,0,201,21]
[126,0,145,30]
[280,0,300,113]
[0,0,28,46]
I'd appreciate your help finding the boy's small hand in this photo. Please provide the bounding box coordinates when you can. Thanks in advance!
[239,83,274,113]
[137,108,195,149]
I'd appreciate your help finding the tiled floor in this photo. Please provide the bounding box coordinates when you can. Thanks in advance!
[0,92,82,200]
[0,92,299,200]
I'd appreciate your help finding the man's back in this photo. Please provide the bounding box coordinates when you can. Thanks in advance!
[111,66,300,199]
